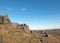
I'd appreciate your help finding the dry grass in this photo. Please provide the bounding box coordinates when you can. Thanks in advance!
[0,24,60,43]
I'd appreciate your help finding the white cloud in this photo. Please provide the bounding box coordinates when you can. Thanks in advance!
[21,8,27,11]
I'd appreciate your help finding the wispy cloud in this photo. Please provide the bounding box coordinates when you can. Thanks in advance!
[7,7,12,11]
[21,8,27,11]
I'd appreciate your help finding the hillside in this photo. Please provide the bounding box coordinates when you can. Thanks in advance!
[0,24,60,43]
[0,14,60,43]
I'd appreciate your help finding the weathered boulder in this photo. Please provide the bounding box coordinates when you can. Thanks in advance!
[20,24,30,33]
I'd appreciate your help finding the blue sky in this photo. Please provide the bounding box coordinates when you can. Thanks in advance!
[0,0,60,30]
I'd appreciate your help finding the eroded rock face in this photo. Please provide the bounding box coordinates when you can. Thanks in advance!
[4,14,11,24]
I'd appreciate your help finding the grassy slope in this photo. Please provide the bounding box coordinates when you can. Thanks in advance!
[0,24,60,43]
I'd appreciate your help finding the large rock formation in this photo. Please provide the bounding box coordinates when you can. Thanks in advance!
[0,14,11,24]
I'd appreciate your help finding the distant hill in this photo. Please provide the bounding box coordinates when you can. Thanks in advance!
[46,29,60,40]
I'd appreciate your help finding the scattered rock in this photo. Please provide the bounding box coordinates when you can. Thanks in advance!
[44,31,48,38]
